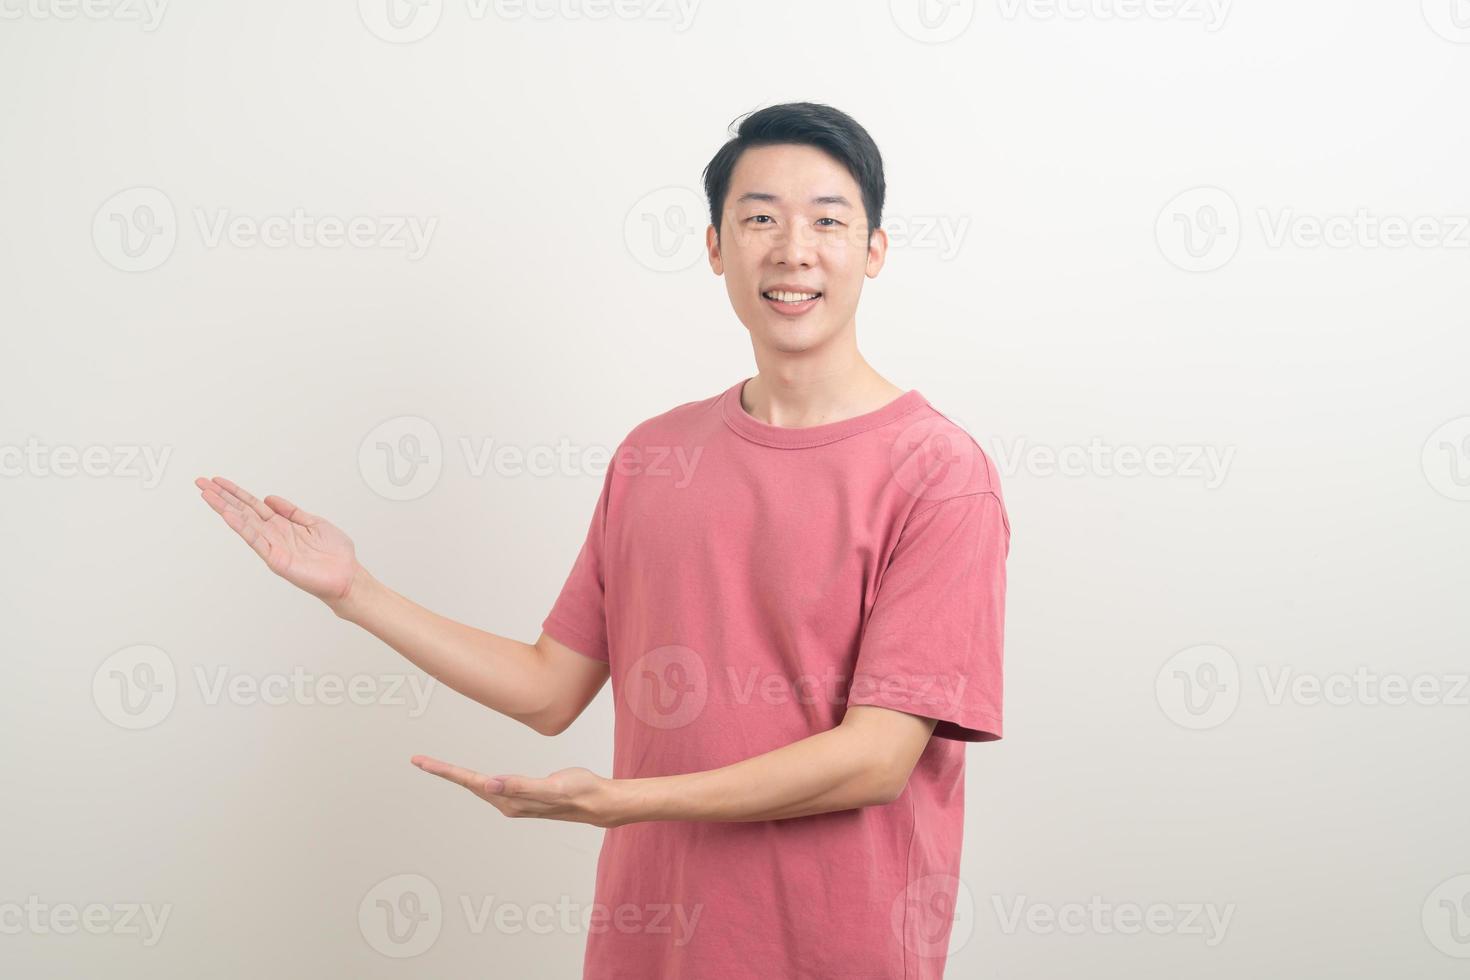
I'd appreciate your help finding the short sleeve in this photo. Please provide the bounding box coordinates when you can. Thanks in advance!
[540,461,615,663]
[847,490,1009,742]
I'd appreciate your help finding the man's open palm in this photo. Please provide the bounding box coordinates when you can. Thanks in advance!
[196,475,358,603]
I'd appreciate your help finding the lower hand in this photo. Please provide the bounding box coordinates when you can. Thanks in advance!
[410,756,631,829]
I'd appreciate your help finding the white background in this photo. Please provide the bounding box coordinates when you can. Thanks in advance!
[2,0,1468,976]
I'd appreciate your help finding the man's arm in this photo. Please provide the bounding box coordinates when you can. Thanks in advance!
[412,704,939,826]
[613,705,937,823]
[329,567,609,737]
[195,476,607,738]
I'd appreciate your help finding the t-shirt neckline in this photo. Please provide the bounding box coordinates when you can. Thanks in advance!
[719,375,928,449]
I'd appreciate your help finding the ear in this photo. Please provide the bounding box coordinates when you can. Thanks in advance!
[707,223,723,275]
[864,225,889,279]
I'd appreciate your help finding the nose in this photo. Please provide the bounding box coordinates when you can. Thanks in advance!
[771,217,817,267]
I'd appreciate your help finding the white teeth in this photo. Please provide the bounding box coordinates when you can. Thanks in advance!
[764,291,820,303]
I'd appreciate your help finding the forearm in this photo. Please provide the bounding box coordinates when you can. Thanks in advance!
[617,725,895,824]
[326,566,557,733]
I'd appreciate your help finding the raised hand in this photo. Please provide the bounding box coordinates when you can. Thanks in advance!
[195,475,361,605]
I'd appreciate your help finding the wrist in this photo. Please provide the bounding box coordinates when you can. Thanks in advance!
[605,776,664,827]
[327,564,378,621]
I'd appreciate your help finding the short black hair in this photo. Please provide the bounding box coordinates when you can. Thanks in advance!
[701,101,886,243]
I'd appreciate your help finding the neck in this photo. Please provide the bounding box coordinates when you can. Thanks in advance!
[742,336,904,428]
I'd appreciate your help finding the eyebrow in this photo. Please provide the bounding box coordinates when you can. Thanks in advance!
[735,192,854,208]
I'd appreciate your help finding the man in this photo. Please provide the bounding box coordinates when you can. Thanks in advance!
[196,101,1009,979]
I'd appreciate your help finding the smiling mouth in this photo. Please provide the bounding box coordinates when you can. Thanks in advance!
[761,289,823,315]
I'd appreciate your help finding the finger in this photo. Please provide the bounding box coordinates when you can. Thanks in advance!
[196,478,246,517]
[196,481,274,558]
[212,475,274,522]
[264,494,320,527]
[209,493,272,563]
[411,756,505,797]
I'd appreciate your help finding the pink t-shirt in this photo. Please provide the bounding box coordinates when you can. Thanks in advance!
[541,376,1010,979]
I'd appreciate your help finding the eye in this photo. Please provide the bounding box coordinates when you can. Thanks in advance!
[747,215,774,225]
[816,217,842,227]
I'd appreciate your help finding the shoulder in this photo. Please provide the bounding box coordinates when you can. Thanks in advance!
[888,397,1004,508]
[608,388,725,459]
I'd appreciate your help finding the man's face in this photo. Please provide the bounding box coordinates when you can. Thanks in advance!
[707,143,887,356]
